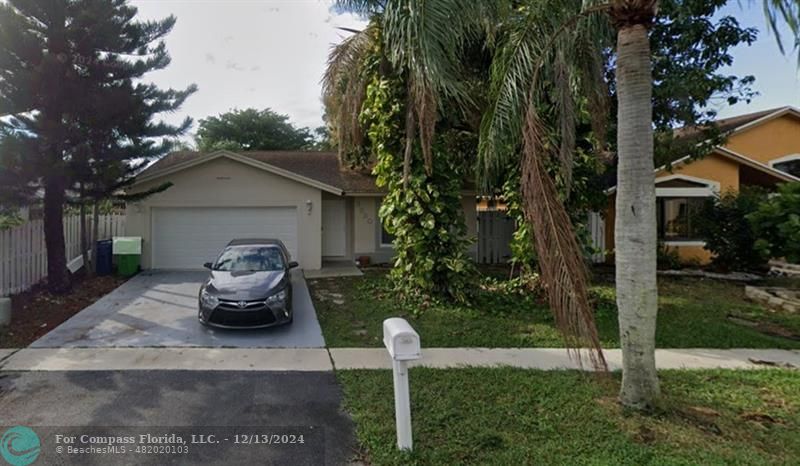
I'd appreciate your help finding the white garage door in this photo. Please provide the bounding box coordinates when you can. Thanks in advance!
[151,207,298,269]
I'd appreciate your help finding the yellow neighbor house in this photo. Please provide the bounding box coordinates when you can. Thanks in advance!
[603,106,800,264]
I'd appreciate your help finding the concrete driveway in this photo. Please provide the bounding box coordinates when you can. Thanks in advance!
[31,270,326,348]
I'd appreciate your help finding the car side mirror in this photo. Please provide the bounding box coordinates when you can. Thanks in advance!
[203,262,213,270]
[288,261,299,269]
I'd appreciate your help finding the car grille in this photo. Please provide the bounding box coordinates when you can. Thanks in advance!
[217,298,267,311]
[209,308,277,327]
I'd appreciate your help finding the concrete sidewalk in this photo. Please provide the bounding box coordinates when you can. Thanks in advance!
[330,348,800,370]
[1,347,798,371]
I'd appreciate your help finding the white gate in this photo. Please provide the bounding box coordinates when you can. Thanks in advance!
[587,211,606,263]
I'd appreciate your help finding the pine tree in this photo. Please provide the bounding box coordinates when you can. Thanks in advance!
[0,0,195,292]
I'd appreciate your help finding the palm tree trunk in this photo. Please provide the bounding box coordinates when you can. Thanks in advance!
[614,22,659,409]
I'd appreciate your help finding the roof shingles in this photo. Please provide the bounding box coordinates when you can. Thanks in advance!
[138,150,382,194]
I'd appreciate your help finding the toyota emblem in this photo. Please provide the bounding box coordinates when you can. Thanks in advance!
[237,301,247,309]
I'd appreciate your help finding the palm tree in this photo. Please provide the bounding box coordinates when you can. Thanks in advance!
[327,0,800,410]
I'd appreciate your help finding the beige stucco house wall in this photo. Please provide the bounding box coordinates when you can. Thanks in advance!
[126,157,323,269]
[349,194,478,263]
[125,151,480,270]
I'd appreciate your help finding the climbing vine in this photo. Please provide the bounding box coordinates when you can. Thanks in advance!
[361,76,474,304]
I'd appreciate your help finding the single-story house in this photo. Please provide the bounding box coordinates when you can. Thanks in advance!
[125,150,478,270]
[603,106,800,264]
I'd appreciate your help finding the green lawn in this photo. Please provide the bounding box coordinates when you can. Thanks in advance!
[338,368,800,465]
[309,270,800,349]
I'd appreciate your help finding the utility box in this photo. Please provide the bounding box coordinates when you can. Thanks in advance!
[383,318,421,361]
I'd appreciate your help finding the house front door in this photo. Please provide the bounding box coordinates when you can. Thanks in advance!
[322,199,346,256]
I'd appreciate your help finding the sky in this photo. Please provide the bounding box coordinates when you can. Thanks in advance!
[130,0,799,136]
[713,3,800,118]
[131,0,365,135]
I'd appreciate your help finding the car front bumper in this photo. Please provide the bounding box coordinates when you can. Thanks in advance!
[199,300,292,329]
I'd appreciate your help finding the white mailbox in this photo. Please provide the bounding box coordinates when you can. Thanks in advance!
[383,318,421,361]
[382,317,421,451]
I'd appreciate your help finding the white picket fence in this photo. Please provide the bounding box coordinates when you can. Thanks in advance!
[0,213,125,296]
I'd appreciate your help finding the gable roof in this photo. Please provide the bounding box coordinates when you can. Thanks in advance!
[606,106,800,193]
[133,150,382,194]
[606,146,798,194]
[672,106,800,141]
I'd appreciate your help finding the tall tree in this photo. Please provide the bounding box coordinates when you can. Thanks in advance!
[195,108,313,151]
[0,0,194,293]
[329,0,800,410]
[609,0,662,409]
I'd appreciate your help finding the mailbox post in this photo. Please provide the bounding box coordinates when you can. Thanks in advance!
[383,318,421,451]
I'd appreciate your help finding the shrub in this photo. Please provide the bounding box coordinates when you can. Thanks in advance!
[657,242,683,270]
[695,187,768,271]
[502,168,537,276]
[748,182,800,263]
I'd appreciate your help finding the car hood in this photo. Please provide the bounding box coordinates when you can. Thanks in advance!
[203,270,288,301]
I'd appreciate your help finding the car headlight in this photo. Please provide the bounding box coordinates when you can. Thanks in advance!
[266,289,287,306]
[200,289,219,309]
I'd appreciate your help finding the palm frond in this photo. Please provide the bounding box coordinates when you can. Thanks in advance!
[332,0,386,17]
[521,107,607,370]
[554,48,576,190]
[478,8,542,189]
[322,22,377,165]
[382,0,499,174]
[757,0,800,61]
[478,0,611,190]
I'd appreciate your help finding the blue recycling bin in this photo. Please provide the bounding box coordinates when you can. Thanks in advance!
[96,239,113,276]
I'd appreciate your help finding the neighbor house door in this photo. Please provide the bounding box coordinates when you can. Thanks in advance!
[322,199,346,256]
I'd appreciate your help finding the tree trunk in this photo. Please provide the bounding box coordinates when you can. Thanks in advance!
[614,23,659,409]
[89,201,100,278]
[79,184,89,276]
[43,174,71,293]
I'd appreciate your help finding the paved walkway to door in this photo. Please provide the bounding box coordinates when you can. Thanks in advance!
[29,270,326,348]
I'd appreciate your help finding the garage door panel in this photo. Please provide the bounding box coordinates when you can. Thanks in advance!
[152,207,298,269]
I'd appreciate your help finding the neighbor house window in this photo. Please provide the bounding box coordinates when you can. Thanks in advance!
[773,159,800,178]
[656,197,705,241]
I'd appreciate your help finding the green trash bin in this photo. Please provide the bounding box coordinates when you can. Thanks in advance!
[113,237,142,277]
[116,254,141,277]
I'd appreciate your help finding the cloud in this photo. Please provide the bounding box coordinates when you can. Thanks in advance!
[225,60,247,72]
[130,0,367,131]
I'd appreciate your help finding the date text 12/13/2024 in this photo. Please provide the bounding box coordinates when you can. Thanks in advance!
[53,433,306,446]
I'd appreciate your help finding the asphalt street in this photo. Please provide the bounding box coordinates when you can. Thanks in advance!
[0,370,356,465]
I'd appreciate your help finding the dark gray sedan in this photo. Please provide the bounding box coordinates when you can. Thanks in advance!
[198,239,298,329]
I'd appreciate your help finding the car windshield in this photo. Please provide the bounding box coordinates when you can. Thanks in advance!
[213,246,285,272]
